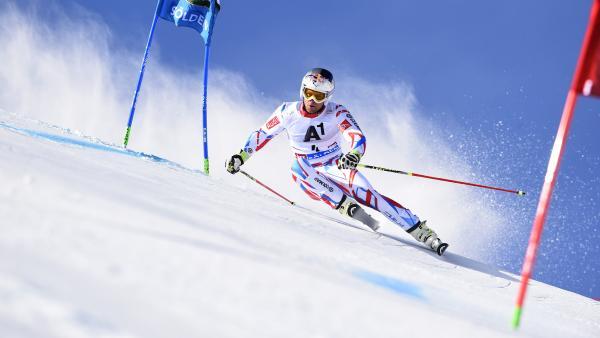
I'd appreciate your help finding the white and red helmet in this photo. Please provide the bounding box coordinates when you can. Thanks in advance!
[299,68,335,103]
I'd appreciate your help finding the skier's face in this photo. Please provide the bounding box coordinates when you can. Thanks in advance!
[303,97,325,114]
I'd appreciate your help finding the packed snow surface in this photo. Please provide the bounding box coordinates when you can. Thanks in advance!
[0,111,598,338]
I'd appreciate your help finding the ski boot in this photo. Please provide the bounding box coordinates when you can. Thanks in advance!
[337,195,380,231]
[407,220,449,256]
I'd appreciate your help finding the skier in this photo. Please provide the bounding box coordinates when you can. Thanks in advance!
[225,68,448,255]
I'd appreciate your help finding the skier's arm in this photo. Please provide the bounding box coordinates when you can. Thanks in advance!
[242,105,286,158]
[226,106,286,174]
[335,106,366,170]
[337,106,366,156]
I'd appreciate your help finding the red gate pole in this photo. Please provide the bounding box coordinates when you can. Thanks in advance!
[512,89,578,328]
[512,0,600,328]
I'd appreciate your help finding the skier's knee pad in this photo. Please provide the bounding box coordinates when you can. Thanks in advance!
[290,157,345,207]
[291,157,311,180]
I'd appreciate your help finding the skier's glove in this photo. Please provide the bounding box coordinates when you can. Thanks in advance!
[225,150,249,174]
[337,150,362,170]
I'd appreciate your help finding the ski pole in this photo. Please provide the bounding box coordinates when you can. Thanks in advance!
[239,170,295,205]
[358,164,526,196]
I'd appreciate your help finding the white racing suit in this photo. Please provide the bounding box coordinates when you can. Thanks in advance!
[241,100,420,231]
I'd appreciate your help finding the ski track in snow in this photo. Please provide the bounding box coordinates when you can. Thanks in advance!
[0,111,598,338]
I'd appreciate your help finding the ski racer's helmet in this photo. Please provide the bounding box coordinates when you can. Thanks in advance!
[300,68,335,103]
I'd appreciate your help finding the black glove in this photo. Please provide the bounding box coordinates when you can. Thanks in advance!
[226,153,245,174]
[337,150,362,170]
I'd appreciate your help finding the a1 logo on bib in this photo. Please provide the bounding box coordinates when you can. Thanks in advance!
[304,123,325,142]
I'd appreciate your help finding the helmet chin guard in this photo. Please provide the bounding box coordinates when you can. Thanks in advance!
[300,68,335,102]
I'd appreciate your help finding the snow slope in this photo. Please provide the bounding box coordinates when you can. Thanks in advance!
[0,111,598,338]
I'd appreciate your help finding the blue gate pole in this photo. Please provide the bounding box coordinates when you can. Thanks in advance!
[200,0,218,175]
[201,41,211,174]
[124,0,164,148]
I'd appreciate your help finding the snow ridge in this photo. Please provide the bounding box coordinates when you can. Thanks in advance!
[0,112,598,338]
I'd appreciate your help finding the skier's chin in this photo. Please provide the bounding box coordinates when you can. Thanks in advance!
[303,100,324,114]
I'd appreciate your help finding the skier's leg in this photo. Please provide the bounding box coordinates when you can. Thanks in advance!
[323,165,420,230]
[322,164,448,254]
[290,156,346,209]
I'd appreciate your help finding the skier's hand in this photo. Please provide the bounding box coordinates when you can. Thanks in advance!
[338,150,362,170]
[226,153,245,174]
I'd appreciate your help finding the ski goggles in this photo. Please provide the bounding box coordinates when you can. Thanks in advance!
[302,88,328,103]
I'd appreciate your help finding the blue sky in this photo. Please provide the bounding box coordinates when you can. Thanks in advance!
[12,0,600,298]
